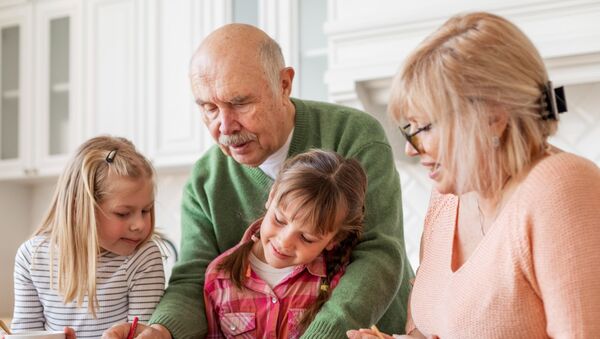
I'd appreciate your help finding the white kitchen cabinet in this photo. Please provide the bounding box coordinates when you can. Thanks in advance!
[0,3,31,179]
[82,0,147,156]
[33,0,81,176]
[0,0,79,180]
[0,0,331,176]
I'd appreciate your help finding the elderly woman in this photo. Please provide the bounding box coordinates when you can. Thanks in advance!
[348,11,600,339]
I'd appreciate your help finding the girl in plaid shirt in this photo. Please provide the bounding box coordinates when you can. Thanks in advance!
[204,149,368,338]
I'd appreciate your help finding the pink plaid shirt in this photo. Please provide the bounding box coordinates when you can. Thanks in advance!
[204,221,342,339]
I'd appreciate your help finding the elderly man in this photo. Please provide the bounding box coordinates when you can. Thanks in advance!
[104,23,413,339]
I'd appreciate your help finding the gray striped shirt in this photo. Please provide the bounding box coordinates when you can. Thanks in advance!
[12,236,165,338]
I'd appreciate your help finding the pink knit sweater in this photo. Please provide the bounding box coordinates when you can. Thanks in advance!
[409,152,600,338]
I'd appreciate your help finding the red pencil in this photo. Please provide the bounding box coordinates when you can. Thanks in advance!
[127,316,139,339]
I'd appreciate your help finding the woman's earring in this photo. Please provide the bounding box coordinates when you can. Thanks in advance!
[492,136,500,148]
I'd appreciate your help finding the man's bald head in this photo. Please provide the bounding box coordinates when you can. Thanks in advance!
[190,24,285,92]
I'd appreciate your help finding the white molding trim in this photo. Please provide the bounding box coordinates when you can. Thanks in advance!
[0,0,28,9]
[326,0,600,108]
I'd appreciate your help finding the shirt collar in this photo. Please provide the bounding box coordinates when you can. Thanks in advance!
[258,128,294,179]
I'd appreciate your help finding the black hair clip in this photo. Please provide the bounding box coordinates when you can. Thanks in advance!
[105,149,117,163]
[541,81,567,120]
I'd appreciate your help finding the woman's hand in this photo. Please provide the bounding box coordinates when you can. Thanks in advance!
[346,328,394,339]
[346,328,439,339]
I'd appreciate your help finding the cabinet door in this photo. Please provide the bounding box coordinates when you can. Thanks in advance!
[33,0,81,176]
[0,4,31,179]
[146,0,230,168]
[83,0,142,148]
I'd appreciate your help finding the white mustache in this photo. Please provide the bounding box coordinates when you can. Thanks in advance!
[219,133,257,146]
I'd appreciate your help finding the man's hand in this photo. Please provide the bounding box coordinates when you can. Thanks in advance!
[102,323,172,339]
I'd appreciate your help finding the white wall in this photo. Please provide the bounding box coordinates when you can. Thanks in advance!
[0,183,32,316]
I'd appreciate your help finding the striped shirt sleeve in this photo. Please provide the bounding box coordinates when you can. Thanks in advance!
[12,240,45,331]
[126,240,165,322]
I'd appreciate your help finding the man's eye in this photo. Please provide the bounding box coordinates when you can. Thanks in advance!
[202,105,218,118]
[233,103,251,113]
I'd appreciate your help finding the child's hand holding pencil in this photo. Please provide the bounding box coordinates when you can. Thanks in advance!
[126,316,139,339]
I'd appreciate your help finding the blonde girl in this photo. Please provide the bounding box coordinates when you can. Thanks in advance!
[11,136,165,338]
[204,149,367,338]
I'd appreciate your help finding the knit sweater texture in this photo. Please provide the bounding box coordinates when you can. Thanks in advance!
[409,152,600,338]
[150,98,414,338]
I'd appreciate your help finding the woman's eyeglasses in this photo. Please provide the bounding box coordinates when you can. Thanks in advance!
[400,123,432,154]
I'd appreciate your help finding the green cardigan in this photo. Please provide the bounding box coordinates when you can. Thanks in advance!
[150,98,414,338]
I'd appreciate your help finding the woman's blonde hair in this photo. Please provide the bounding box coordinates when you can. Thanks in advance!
[217,149,367,330]
[34,135,155,317]
[389,12,559,196]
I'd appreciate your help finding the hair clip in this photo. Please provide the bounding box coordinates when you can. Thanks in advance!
[251,232,261,242]
[319,283,329,292]
[541,81,567,120]
[105,149,117,163]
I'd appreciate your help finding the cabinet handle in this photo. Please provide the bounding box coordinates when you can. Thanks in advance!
[23,168,39,176]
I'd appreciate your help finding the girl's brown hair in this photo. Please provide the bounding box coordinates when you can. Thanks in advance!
[217,149,367,330]
[34,135,155,317]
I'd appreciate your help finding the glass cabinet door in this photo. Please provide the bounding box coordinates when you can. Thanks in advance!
[34,0,79,176]
[48,16,70,156]
[1,25,19,161]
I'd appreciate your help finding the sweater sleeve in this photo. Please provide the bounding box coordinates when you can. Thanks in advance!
[126,240,165,323]
[302,141,414,338]
[11,240,45,332]
[521,157,600,338]
[149,179,216,338]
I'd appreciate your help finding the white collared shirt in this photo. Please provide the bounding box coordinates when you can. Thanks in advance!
[258,129,294,179]
[248,252,296,288]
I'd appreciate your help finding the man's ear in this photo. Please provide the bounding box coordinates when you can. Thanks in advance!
[280,67,295,97]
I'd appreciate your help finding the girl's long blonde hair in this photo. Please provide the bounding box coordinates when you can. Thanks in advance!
[34,136,155,317]
[217,149,367,330]
[389,12,559,197]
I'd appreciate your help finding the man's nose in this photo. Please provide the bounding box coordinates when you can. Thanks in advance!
[218,109,241,135]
